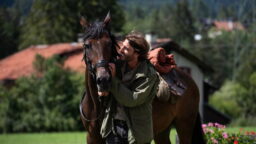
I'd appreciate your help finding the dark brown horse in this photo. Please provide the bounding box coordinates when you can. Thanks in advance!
[80,13,205,144]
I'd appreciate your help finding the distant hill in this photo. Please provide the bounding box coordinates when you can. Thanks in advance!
[0,0,15,7]
[1,0,254,20]
[119,0,253,19]
[0,0,34,16]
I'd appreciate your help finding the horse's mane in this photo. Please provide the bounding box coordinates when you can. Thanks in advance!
[83,21,119,59]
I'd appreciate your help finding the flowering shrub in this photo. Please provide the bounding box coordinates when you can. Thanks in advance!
[202,122,256,144]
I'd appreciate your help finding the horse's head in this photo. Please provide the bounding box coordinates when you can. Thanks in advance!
[80,12,118,93]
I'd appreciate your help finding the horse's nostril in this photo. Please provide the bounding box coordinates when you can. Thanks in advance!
[97,77,108,84]
[96,78,102,84]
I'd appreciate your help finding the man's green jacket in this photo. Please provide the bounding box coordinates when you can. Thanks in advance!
[100,60,159,144]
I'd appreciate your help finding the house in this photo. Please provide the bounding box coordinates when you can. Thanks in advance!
[0,43,84,86]
[212,21,245,31]
[207,20,245,38]
[0,39,230,124]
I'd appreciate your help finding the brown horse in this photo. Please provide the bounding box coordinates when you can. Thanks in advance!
[80,13,205,144]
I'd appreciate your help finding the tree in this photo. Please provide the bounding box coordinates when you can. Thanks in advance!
[191,0,209,20]
[247,73,256,116]
[0,7,20,59]
[233,32,256,87]
[19,0,125,49]
[122,4,151,34]
[209,81,245,118]
[149,4,174,37]
[77,0,125,32]
[217,5,236,20]
[19,0,78,49]
[189,30,255,86]
[169,0,197,43]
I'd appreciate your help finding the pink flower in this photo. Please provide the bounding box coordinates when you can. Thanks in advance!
[202,124,207,128]
[214,123,225,129]
[208,122,213,127]
[211,137,218,144]
[222,132,228,139]
[214,122,219,126]
[203,128,207,134]
[208,129,214,133]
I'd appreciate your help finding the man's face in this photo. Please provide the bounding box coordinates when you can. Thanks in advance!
[119,39,138,61]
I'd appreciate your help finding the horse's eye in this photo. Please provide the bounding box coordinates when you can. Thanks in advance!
[84,44,91,49]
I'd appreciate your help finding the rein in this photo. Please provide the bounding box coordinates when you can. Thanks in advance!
[79,60,111,122]
[79,91,105,122]
[80,39,116,122]
[79,59,109,122]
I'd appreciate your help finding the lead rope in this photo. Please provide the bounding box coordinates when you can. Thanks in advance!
[79,90,105,122]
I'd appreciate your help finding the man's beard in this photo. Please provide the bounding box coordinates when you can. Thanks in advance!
[119,53,133,61]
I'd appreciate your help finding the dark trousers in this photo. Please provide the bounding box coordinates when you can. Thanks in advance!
[105,120,128,144]
[105,131,128,144]
[105,120,151,144]
[106,132,151,144]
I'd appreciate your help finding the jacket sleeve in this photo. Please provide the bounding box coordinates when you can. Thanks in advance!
[110,74,158,107]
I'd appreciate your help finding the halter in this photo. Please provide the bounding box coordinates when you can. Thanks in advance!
[80,40,115,122]
[85,57,110,80]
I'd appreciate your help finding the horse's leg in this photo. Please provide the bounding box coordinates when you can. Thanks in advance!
[174,98,198,144]
[86,134,103,144]
[86,122,104,144]
[172,68,201,144]
[191,113,206,144]
[174,114,197,144]
[154,127,171,144]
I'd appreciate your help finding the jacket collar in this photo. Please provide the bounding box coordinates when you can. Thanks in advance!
[121,60,147,84]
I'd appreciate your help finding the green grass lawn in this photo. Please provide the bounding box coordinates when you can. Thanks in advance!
[0,132,86,144]
[0,127,255,144]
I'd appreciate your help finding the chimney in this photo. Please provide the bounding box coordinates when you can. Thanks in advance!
[145,33,157,50]
[228,21,233,30]
[77,33,84,43]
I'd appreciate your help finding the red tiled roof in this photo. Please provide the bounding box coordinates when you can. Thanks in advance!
[0,43,85,80]
[64,52,85,73]
[213,21,245,31]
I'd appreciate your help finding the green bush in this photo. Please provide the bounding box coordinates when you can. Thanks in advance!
[0,86,9,133]
[0,55,84,133]
[238,72,256,117]
[230,116,256,127]
[210,78,256,126]
[209,81,246,118]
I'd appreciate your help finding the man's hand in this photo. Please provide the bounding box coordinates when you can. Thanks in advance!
[109,63,116,77]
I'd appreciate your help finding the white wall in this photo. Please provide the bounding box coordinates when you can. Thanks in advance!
[173,52,204,116]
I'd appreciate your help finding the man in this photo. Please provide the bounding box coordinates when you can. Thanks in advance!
[99,32,159,144]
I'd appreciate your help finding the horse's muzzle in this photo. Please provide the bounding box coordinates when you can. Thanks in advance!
[96,67,111,92]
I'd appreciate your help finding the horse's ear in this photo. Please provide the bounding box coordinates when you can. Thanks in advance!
[80,16,90,28]
[103,12,111,27]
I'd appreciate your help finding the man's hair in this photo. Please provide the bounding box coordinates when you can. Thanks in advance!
[125,32,149,61]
